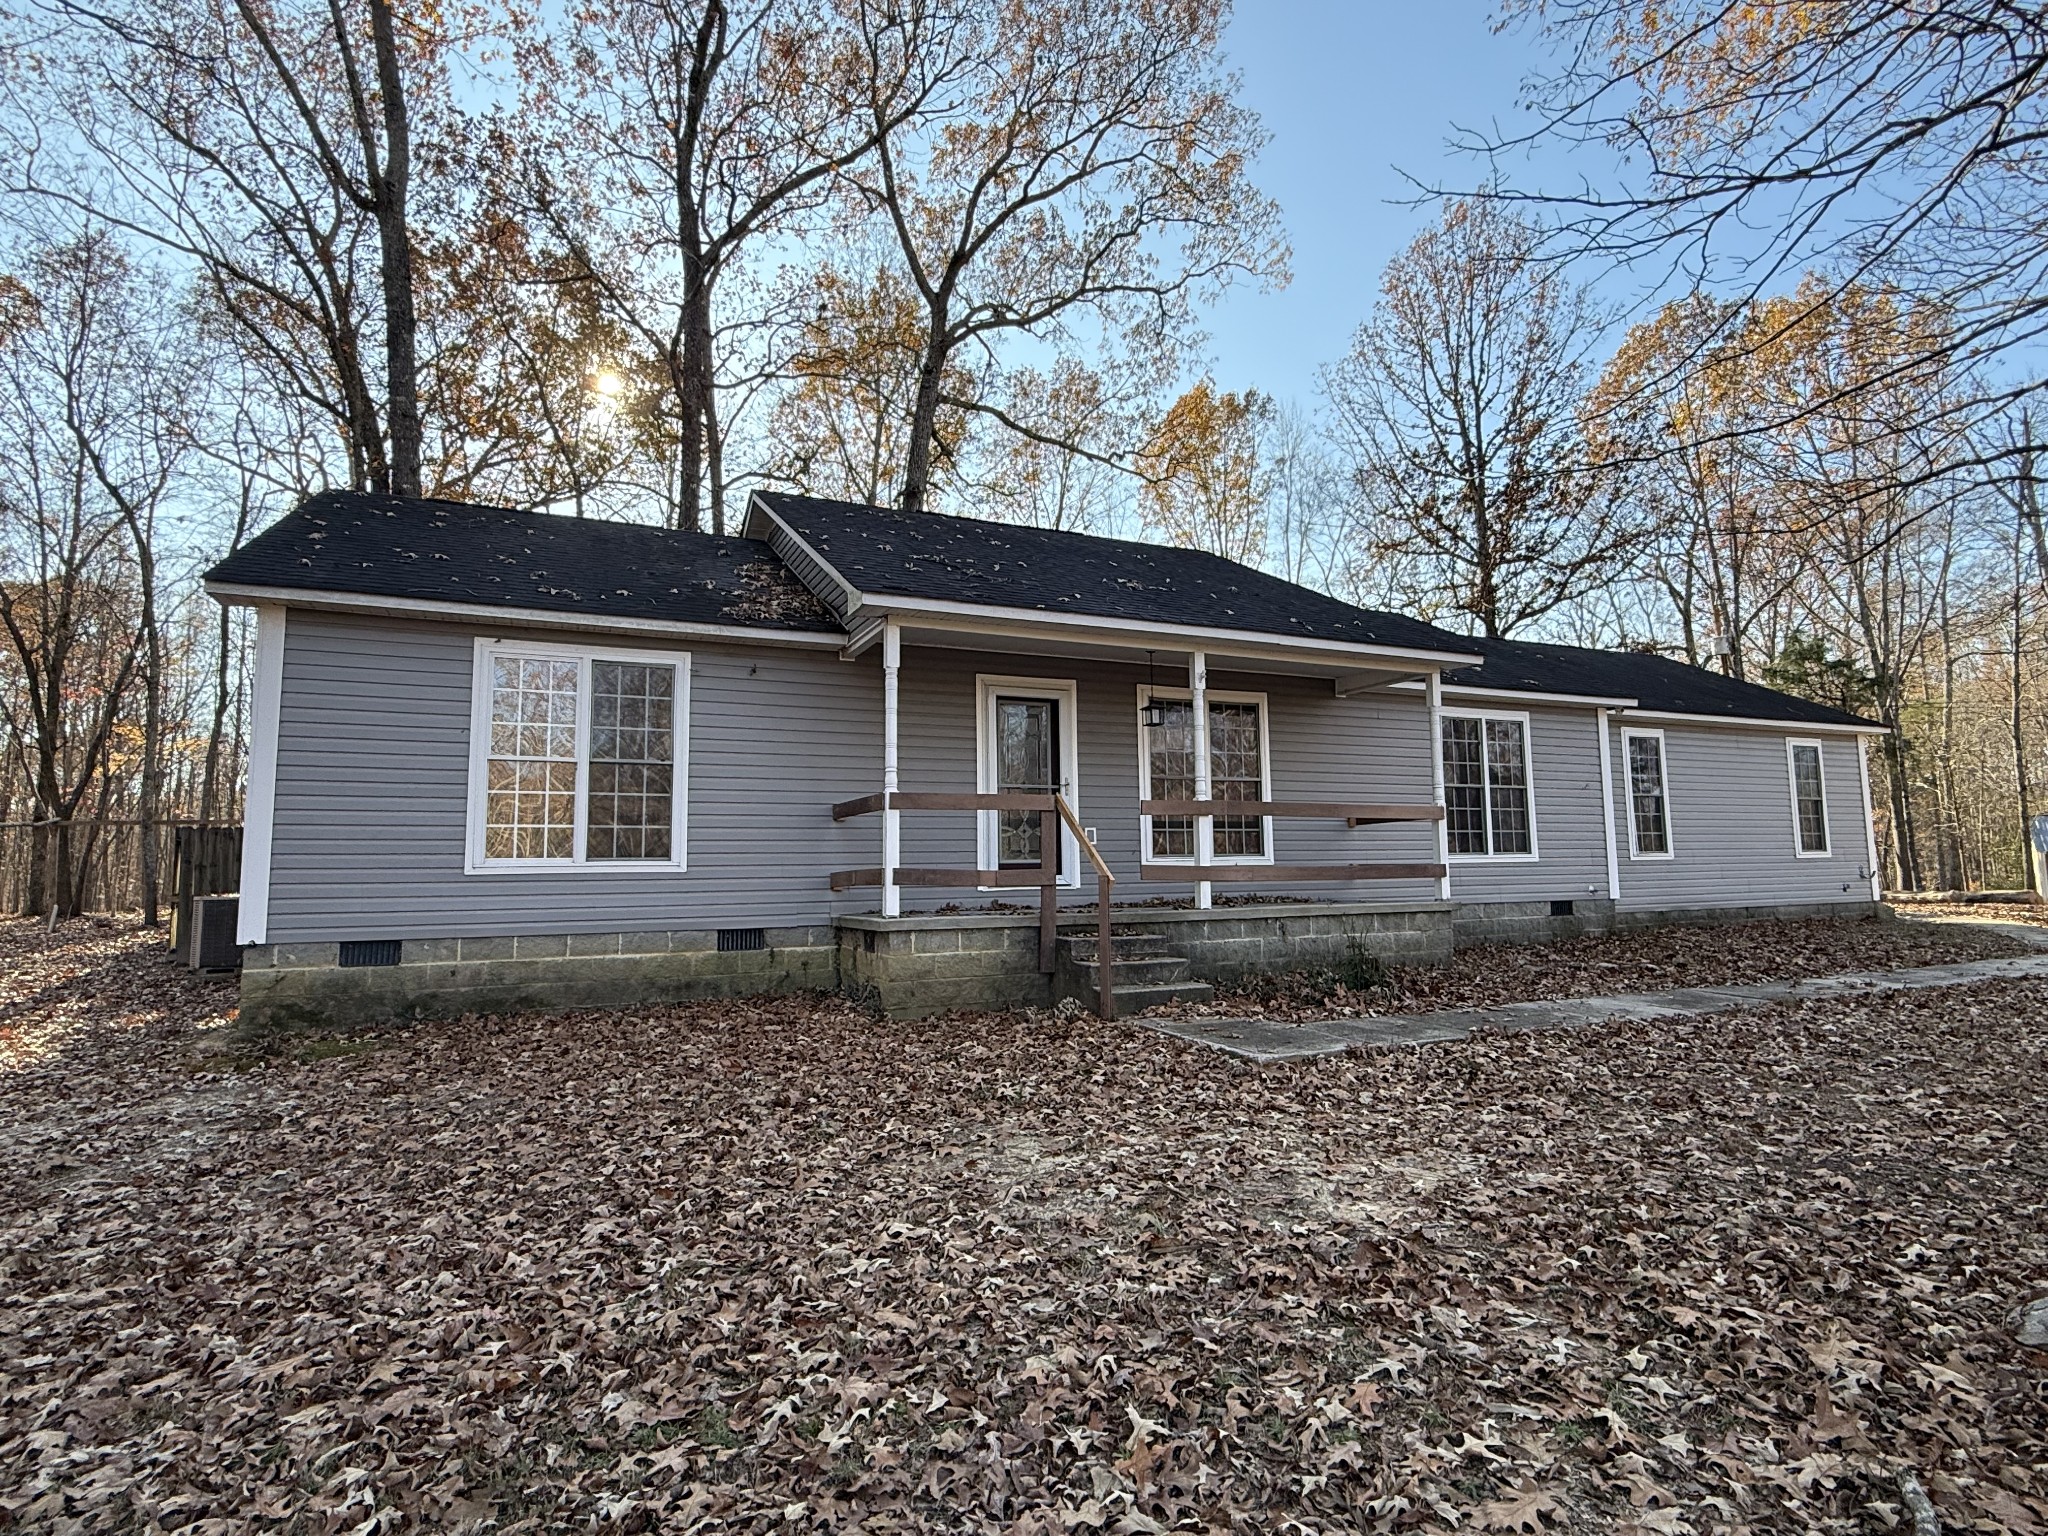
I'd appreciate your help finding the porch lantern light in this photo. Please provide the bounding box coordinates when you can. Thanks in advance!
[1140,650,1169,730]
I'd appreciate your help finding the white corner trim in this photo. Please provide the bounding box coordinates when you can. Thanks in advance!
[1619,726,1675,860]
[203,579,846,650]
[462,636,692,875]
[1785,737,1833,858]
[1596,707,1621,899]
[237,604,287,945]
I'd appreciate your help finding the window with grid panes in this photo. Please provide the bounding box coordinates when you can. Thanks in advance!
[1439,713,1531,856]
[1143,694,1267,861]
[474,646,685,868]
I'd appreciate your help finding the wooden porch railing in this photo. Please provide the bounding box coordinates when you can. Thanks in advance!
[829,791,1120,1018]
[1135,799,1447,885]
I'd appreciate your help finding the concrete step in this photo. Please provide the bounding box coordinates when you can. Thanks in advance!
[1107,979,1216,1012]
[1060,932,1175,963]
[1095,955,1192,986]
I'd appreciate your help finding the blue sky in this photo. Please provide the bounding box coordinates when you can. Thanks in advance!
[1203,0,1547,410]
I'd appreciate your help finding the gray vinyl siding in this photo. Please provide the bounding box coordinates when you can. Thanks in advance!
[765,522,853,618]
[263,616,1444,942]
[1444,703,1612,904]
[1609,721,1872,912]
[266,611,882,941]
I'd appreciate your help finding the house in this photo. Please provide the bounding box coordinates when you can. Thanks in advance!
[203,490,1886,1027]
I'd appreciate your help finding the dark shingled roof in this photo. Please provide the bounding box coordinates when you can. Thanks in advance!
[754,491,1480,656]
[1447,635,1880,728]
[205,490,840,633]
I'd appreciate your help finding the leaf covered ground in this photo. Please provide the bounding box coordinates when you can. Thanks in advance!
[3,918,2045,1534]
[1155,915,2031,1022]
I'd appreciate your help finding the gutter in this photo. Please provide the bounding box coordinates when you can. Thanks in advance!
[202,580,851,650]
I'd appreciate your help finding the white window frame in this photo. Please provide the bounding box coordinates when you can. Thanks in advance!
[975,674,1081,889]
[1620,726,1674,861]
[1439,706,1540,863]
[1785,737,1832,857]
[1136,684,1275,866]
[465,637,691,875]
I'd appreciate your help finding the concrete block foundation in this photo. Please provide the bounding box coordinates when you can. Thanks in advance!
[237,897,1884,1029]
[238,925,838,1031]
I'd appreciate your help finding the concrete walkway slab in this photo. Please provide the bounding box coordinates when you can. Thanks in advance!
[1138,940,2048,1064]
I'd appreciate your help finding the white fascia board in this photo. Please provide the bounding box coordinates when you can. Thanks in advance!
[203,580,849,650]
[746,496,866,614]
[1398,680,1638,709]
[1387,679,1639,709]
[857,594,1484,671]
[1616,708,1889,737]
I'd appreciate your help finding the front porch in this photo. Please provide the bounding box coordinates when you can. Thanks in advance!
[821,614,1464,1014]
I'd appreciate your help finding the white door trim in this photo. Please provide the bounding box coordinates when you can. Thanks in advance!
[975,674,1081,887]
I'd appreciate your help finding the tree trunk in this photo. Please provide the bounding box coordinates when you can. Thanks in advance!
[1883,727,1922,890]
[901,314,951,514]
[369,0,421,498]
[675,262,707,533]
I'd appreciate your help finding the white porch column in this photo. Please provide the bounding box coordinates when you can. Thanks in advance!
[1191,650,1212,910]
[1425,669,1451,902]
[882,620,902,918]
[1595,706,1621,900]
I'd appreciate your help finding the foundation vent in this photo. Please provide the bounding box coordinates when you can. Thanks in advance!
[717,928,767,953]
[1549,900,1575,918]
[338,939,402,968]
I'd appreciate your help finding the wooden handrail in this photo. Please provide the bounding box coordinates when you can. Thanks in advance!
[1056,793,1116,1022]
[1139,798,1443,823]
[834,790,1059,821]
[1055,794,1114,887]
[1139,861,1447,884]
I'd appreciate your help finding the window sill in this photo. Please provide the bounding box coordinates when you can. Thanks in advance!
[464,859,689,876]
[1448,853,1541,864]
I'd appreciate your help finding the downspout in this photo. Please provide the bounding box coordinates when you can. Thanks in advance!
[1857,734,1882,901]
[1596,707,1621,902]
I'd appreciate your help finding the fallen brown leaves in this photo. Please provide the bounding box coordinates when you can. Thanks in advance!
[1159,915,2034,1022]
[1913,902,2048,931]
[2,917,2045,1533]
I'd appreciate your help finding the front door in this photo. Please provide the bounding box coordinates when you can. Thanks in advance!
[993,695,1060,870]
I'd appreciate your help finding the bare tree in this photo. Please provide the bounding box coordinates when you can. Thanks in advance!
[0,234,163,916]
[4,0,456,495]
[1487,0,2048,476]
[527,0,938,532]
[1325,197,1634,637]
[845,0,1284,514]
